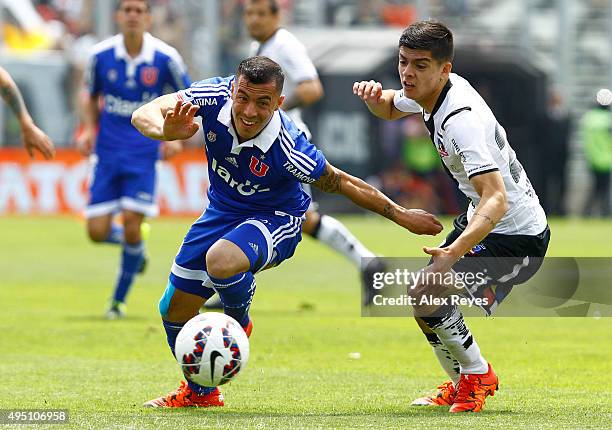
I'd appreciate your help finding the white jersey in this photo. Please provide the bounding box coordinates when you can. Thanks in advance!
[249,28,319,139]
[394,73,547,235]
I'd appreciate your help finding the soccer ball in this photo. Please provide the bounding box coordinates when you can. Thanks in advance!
[175,312,250,387]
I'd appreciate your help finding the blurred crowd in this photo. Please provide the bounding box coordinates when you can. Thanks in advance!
[1,0,611,217]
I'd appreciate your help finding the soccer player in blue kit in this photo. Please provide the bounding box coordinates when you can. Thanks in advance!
[132,56,443,407]
[78,0,190,318]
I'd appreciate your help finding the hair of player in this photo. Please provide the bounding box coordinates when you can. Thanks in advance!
[115,0,151,11]
[399,20,454,63]
[236,56,285,94]
[246,0,280,14]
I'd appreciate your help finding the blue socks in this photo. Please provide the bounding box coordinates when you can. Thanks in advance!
[208,271,256,329]
[162,319,215,395]
[112,241,144,303]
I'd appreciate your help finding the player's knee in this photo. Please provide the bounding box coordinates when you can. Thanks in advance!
[206,241,249,279]
[86,222,109,242]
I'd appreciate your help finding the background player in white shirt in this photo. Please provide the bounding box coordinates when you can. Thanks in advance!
[353,20,550,413]
[217,0,384,303]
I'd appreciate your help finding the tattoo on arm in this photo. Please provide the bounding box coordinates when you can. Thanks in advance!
[382,203,396,220]
[474,212,496,227]
[0,84,26,118]
[313,164,342,193]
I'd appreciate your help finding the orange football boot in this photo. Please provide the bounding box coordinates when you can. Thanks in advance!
[449,363,499,413]
[143,381,224,408]
[411,380,457,406]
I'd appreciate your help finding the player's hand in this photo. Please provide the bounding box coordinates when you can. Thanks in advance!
[21,121,55,160]
[423,246,460,274]
[163,100,200,140]
[160,140,183,160]
[76,128,96,156]
[353,80,384,104]
[400,208,443,235]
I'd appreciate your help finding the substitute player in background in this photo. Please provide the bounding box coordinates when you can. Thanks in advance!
[78,0,190,319]
[0,66,55,159]
[354,21,550,413]
[132,56,442,407]
[232,0,383,302]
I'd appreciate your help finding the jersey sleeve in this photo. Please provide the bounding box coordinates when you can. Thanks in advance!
[444,110,499,179]
[84,53,101,96]
[393,89,423,113]
[177,76,233,117]
[277,37,318,83]
[278,128,327,184]
[165,48,191,90]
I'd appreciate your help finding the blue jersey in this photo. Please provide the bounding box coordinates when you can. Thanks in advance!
[85,32,191,161]
[177,76,327,217]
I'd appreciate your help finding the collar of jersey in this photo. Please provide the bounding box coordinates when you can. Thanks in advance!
[114,32,156,78]
[423,78,453,121]
[217,98,281,155]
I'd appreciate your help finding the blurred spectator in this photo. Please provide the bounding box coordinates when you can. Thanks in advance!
[380,1,416,27]
[149,0,187,57]
[539,88,571,216]
[443,0,469,19]
[1,0,62,50]
[581,98,612,217]
[219,0,246,75]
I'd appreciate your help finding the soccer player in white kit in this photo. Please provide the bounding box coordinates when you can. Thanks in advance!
[241,0,384,299]
[354,21,550,413]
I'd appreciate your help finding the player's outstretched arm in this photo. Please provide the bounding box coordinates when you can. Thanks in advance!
[132,94,199,141]
[0,66,55,159]
[423,171,508,273]
[352,80,410,121]
[312,162,443,235]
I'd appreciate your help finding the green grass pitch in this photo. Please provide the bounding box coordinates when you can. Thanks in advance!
[1,216,611,429]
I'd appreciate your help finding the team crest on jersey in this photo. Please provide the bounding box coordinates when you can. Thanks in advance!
[468,243,486,255]
[140,66,159,87]
[436,137,449,157]
[207,131,217,142]
[107,69,118,82]
[249,156,270,177]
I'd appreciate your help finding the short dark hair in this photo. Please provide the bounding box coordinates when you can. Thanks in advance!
[116,0,150,11]
[399,20,454,63]
[246,0,280,14]
[236,56,285,93]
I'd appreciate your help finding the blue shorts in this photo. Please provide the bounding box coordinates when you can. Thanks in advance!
[85,154,158,218]
[169,205,304,297]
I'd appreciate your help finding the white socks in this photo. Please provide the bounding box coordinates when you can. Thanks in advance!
[427,307,488,375]
[424,332,461,384]
[314,215,375,267]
